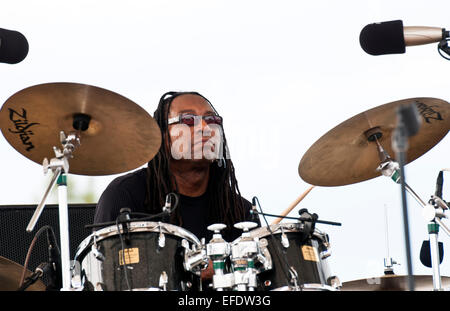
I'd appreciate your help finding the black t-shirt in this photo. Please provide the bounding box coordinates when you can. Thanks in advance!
[93,168,258,242]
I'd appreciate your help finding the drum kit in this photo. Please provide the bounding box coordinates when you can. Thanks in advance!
[0,82,449,291]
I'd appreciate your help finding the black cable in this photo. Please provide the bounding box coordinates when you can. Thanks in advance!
[20,225,55,289]
[437,39,450,60]
[116,215,132,291]
[253,197,303,290]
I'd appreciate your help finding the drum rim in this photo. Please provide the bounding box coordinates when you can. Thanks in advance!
[239,222,327,241]
[75,221,201,260]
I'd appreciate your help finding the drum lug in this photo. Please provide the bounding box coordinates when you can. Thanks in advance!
[320,249,332,260]
[281,227,289,248]
[92,235,105,261]
[257,238,272,271]
[158,223,166,248]
[159,271,168,291]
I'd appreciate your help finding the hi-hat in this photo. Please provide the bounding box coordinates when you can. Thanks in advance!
[341,274,450,291]
[0,82,161,176]
[0,256,46,291]
[299,97,450,186]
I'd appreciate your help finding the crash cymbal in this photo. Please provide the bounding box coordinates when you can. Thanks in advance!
[341,274,450,291]
[0,82,161,176]
[299,97,450,186]
[0,256,46,291]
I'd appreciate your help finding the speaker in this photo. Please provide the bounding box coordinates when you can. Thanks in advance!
[0,204,96,287]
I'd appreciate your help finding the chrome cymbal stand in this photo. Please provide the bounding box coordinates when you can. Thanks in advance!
[376,146,450,291]
[26,131,80,291]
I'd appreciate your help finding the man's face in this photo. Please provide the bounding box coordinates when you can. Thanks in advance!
[167,94,223,162]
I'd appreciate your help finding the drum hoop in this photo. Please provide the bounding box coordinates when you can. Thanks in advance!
[246,222,327,241]
[75,221,200,259]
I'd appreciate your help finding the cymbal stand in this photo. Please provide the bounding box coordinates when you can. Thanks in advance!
[375,141,450,291]
[26,130,80,291]
[423,194,450,291]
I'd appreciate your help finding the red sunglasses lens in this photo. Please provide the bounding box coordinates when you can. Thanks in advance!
[180,115,195,125]
[204,115,223,125]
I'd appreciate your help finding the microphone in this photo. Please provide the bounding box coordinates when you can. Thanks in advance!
[46,228,62,290]
[420,239,444,268]
[250,197,260,224]
[435,171,444,198]
[0,28,29,64]
[397,103,422,137]
[360,20,449,55]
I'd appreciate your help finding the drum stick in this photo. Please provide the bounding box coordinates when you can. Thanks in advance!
[271,185,315,225]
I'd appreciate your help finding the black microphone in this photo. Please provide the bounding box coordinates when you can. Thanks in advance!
[360,20,449,55]
[250,197,260,224]
[46,228,62,290]
[420,239,444,268]
[0,28,29,64]
[435,171,444,198]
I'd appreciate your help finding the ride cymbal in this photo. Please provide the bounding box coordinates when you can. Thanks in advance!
[299,98,450,186]
[0,82,161,176]
[0,256,46,291]
[341,274,450,291]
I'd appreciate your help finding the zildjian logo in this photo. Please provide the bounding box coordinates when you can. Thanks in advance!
[415,101,444,124]
[8,108,39,151]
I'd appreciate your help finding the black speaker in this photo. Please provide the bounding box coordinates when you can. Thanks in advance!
[0,203,96,287]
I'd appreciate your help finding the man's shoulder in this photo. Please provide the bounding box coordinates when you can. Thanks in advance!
[107,167,147,190]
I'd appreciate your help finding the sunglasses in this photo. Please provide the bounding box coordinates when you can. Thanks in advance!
[168,114,223,126]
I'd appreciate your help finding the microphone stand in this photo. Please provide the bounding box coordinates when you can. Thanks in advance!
[25,131,80,291]
[391,119,415,291]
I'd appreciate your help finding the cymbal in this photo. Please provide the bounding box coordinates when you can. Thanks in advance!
[0,82,161,176]
[0,256,46,291]
[299,97,450,186]
[341,274,450,291]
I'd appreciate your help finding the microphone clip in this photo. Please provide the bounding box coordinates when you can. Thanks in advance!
[438,38,450,60]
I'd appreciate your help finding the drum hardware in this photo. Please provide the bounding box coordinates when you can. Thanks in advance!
[230,221,260,291]
[375,143,450,290]
[383,204,399,275]
[22,129,81,291]
[159,271,168,291]
[205,223,232,291]
[182,238,208,277]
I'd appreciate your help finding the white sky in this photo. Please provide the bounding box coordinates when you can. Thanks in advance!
[1,0,449,286]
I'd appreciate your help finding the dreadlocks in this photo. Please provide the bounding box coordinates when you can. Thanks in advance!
[145,91,246,236]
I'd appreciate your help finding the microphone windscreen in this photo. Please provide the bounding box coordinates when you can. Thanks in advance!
[420,240,444,268]
[359,20,406,55]
[435,171,443,198]
[0,28,29,64]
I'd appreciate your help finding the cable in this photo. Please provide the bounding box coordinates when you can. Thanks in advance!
[438,39,450,60]
[19,225,54,289]
[116,215,132,291]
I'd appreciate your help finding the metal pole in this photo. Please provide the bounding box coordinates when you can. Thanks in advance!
[57,173,71,290]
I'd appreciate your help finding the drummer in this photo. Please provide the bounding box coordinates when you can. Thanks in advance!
[93,91,259,242]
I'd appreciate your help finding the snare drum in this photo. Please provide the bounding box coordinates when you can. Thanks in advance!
[73,221,201,291]
[247,222,339,291]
